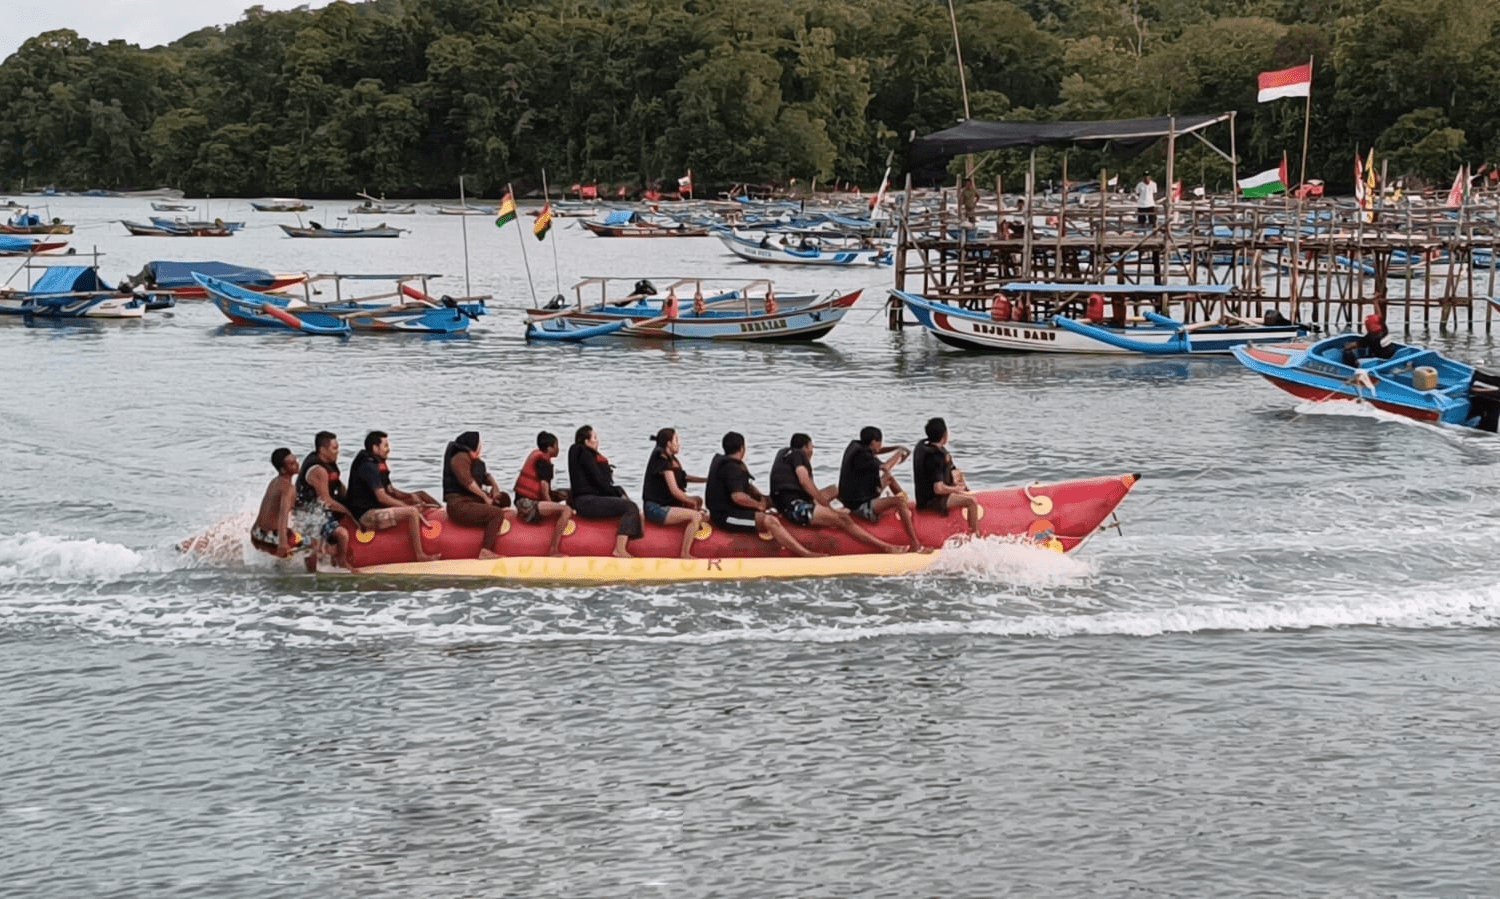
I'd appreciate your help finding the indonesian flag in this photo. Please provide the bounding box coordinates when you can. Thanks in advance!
[580,184,598,199]
[1171,180,1183,202]
[678,170,693,195]
[1257,61,1312,102]
[869,172,889,211]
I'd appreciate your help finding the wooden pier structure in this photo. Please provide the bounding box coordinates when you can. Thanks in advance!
[894,113,1500,335]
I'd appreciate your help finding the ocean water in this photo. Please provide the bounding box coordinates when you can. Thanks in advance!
[3,197,1500,896]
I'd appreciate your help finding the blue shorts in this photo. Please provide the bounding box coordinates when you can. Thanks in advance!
[851,500,878,523]
[780,498,815,527]
[318,514,343,541]
[644,500,672,526]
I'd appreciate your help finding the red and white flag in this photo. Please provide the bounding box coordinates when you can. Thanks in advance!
[1446,164,1469,208]
[677,170,693,196]
[1257,61,1312,102]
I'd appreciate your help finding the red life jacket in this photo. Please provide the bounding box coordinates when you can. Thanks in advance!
[513,449,548,501]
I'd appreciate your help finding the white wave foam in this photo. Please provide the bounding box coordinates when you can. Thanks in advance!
[0,531,146,581]
[928,535,1093,587]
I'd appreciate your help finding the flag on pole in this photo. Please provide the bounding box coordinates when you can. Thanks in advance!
[1354,151,1368,211]
[1445,164,1469,208]
[1171,180,1183,202]
[1257,62,1312,102]
[677,169,693,196]
[533,202,552,240]
[1239,154,1289,198]
[494,192,517,228]
[1365,148,1376,203]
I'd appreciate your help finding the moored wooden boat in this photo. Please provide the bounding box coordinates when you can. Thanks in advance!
[0,209,72,234]
[0,264,169,318]
[278,221,404,238]
[122,219,233,237]
[716,229,890,266]
[250,198,312,212]
[524,277,858,342]
[580,210,710,237]
[893,282,1307,354]
[197,271,484,334]
[346,473,1141,581]
[130,261,308,299]
[1232,335,1500,430]
[0,234,67,255]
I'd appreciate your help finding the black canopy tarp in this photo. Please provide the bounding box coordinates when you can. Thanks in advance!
[905,113,1233,174]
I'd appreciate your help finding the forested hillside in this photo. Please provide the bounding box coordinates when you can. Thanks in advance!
[0,0,1491,196]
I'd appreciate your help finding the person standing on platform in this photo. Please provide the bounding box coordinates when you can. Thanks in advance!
[1134,172,1158,226]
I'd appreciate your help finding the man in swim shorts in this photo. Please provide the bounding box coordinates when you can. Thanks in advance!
[769,433,905,553]
[251,447,310,565]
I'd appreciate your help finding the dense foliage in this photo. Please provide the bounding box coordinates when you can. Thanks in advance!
[0,0,1493,196]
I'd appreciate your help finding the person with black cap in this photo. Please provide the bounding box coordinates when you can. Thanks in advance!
[443,431,509,559]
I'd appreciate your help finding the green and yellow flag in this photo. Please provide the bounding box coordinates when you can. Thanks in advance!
[494,192,517,228]
[533,202,553,241]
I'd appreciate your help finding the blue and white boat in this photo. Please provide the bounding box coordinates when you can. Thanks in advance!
[892,282,1307,354]
[525,277,860,342]
[1234,334,1500,431]
[716,229,890,266]
[196,272,484,335]
[0,265,169,319]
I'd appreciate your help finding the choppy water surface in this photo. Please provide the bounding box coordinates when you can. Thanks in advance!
[3,197,1500,896]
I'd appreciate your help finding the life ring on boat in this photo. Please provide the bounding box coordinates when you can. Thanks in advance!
[663,289,679,319]
[692,290,705,316]
[764,288,777,315]
[990,292,1011,321]
[1085,293,1105,323]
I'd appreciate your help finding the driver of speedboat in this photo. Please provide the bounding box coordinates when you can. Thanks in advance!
[1343,313,1396,367]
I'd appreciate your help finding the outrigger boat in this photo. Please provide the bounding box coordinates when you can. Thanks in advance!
[524,277,860,342]
[278,220,404,238]
[0,263,172,319]
[121,219,233,237]
[150,215,244,232]
[580,210,710,237]
[347,473,1141,583]
[0,209,72,234]
[0,234,67,255]
[129,260,308,299]
[715,228,890,266]
[893,282,1308,354]
[1233,334,1500,430]
[250,198,312,212]
[196,271,486,335]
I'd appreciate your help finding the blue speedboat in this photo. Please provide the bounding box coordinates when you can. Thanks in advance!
[1233,334,1500,430]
